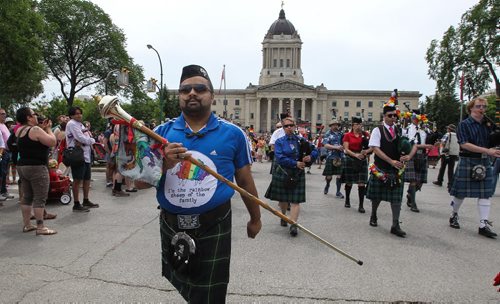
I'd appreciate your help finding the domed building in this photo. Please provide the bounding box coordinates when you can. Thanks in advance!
[210,8,421,133]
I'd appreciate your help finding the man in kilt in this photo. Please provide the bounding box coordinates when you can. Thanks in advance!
[366,99,417,237]
[341,117,372,212]
[402,111,434,213]
[448,97,500,238]
[265,117,317,236]
[322,120,344,197]
[143,65,262,303]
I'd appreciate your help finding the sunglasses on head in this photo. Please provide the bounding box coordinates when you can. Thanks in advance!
[386,114,398,118]
[283,124,295,128]
[179,84,211,94]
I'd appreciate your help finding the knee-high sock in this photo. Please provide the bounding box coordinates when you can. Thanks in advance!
[345,184,352,203]
[358,186,365,208]
[451,196,464,214]
[391,203,401,226]
[477,198,491,228]
[114,180,122,191]
[371,200,380,217]
[336,177,341,194]
[408,185,417,207]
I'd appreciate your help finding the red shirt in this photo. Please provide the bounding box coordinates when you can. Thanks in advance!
[343,132,364,152]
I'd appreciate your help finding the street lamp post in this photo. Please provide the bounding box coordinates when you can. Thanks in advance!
[105,69,119,95]
[147,44,164,120]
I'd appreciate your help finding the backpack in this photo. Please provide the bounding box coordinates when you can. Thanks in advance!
[6,131,18,153]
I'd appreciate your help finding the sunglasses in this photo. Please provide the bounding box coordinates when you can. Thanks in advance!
[179,84,211,94]
[386,114,398,118]
[474,104,487,109]
[283,124,295,128]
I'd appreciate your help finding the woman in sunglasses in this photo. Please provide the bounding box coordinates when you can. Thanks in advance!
[265,117,318,236]
[448,97,500,238]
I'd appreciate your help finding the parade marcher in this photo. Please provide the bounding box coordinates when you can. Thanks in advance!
[402,111,434,213]
[448,97,500,238]
[322,120,344,197]
[341,117,372,212]
[265,117,317,236]
[433,124,459,191]
[366,96,417,237]
[137,64,261,303]
[0,108,14,201]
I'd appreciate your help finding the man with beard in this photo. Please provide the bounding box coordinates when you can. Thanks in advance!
[149,65,262,303]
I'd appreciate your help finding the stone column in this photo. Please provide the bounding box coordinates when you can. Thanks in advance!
[290,98,295,119]
[244,98,250,127]
[311,99,317,133]
[255,99,261,132]
[301,98,306,122]
[278,98,283,115]
[266,98,272,132]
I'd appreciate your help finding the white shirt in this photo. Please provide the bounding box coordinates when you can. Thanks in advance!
[369,122,396,148]
[269,128,285,145]
[402,123,427,145]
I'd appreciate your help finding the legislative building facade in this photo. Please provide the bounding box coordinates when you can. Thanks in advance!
[210,9,421,133]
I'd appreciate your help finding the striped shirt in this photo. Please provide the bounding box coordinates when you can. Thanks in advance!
[457,116,489,148]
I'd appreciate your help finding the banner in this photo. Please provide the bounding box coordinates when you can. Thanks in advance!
[116,125,163,187]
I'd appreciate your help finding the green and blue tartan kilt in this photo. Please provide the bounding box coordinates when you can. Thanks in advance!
[160,209,232,303]
[341,156,368,184]
[403,152,428,183]
[265,166,306,203]
[366,173,405,204]
[449,157,495,198]
[322,158,343,176]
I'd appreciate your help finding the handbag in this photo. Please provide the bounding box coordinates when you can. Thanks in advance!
[471,164,486,181]
[62,146,85,166]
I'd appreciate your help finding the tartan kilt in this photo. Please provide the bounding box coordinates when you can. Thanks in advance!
[449,157,495,198]
[265,166,306,203]
[322,158,343,176]
[366,173,405,204]
[403,152,428,183]
[160,210,232,303]
[341,156,368,184]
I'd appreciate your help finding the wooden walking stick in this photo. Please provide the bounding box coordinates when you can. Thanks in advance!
[99,96,364,266]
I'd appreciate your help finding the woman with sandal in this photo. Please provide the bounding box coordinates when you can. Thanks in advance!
[16,107,57,235]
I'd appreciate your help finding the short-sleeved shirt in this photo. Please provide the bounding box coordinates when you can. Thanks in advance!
[402,124,427,146]
[269,128,285,145]
[343,132,364,152]
[323,130,343,160]
[154,113,252,214]
[457,116,489,148]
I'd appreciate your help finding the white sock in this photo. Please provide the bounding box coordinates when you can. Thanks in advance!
[477,198,491,228]
[451,197,464,214]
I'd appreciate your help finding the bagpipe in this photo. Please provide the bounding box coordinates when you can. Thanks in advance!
[98,96,363,266]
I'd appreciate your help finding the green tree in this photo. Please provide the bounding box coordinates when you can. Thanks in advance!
[422,94,461,133]
[0,0,46,109]
[426,0,499,98]
[38,0,146,106]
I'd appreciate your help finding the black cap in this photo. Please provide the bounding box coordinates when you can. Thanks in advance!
[180,64,213,91]
[383,105,396,114]
[352,117,362,124]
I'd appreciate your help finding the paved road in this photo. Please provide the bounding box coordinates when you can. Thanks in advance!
[0,162,499,303]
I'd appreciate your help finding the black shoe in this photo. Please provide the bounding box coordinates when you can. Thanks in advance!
[406,194,411,208]
[324,185,329,194]
[449,213,460,229]
[358,207,365,213]
[478,220,497,238]
[125,188,138,193]
[345,200,351,208]
[289,225,298,237]
[432,181,442,186]
[280,219,288,227]
[390,225,406,237]
[73,204,90,212]
[410,206,420,213]
[369,216,378,227]
[82,201,99,208]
